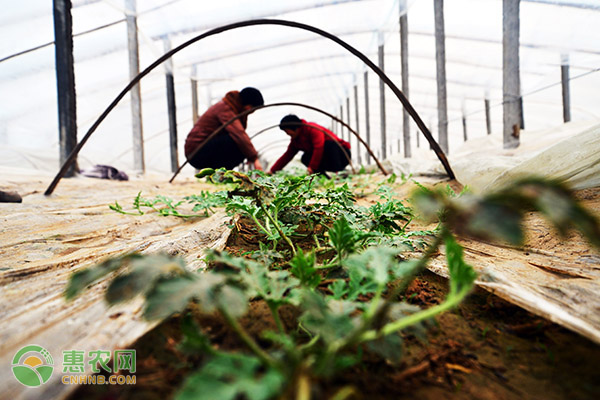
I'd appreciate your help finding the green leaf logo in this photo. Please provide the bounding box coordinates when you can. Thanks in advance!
[12,345,54,387]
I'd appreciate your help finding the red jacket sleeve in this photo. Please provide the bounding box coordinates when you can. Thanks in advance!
[270,142,299,173]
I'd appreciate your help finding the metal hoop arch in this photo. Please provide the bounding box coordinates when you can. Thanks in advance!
[45,18,454,195]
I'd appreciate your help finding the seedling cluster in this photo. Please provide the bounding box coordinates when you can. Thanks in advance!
[67,171,600,400]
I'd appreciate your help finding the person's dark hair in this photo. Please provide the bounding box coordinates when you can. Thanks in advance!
[279,114,302,131]
[239,87,264,107]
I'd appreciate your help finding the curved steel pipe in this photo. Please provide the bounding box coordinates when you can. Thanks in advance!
[45,18,454,195]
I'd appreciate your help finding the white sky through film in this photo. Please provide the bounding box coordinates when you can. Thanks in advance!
[1,0,599,174]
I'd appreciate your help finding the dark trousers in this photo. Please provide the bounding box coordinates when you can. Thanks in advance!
[187,134,245,170]
[300,141,351,173]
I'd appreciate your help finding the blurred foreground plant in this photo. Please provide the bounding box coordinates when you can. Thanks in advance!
[68,174,600,400]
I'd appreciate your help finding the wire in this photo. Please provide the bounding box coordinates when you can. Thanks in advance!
[0,0,183,64]
[447,66,600,124]
[0,19,125,64]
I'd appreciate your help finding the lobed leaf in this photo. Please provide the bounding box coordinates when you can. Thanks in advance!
[444,235,477,297]
[176,352,285,400]
[105,254,187,304]
[64,254,142,300]
[143,273,226,320]
[289,249,321,288]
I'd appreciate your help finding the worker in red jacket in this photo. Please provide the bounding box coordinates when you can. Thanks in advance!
[185,87,264,171]
[269,114,351,175]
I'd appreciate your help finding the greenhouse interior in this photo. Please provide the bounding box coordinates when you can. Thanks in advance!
[1,0,600,399]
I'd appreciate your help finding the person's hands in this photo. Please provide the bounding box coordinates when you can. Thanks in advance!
[252,158,263,171]
[306,167,314,175]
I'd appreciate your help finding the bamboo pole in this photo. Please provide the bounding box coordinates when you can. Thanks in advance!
[561,53,571,123]
[485,91,492,135]
[503,0,521,149]
[191,65,199,124]
[400,0,411,158]
[163,37,179,172]
[434,0,449,154]
[353,83,361,165]
[126,0,144,172]
[53,0,78,177]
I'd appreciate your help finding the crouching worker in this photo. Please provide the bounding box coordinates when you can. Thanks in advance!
[269,114,351,175]
[184,87,264,171]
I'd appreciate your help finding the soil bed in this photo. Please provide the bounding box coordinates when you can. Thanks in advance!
[71,215,600,400]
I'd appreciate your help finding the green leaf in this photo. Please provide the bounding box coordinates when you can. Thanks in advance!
[64,254,141,300]
[346,265,372,301]
[367,198,412,234]
[389,259,422,280]
[329,279,348,300]
[216,285,249,318]
[249,242,284,266]
[105,254,187,304]
[444,235,477,297]
[178,314,213,355]
[343,247,399,288]
[411,186,444,222]
[366,332,403,365]
[143,273,226,320]
[386,302,432,340]
[241,263,300,308]
[185,191,226,216]
[262,331,296,353]
[465,201,524,245]
[195,168,216,178]
[206,249,261,272]
[289,249,321,288]
[299,290,357,345]
[328,217,356,259]
[207,252,298,306]
[176,353,285,400]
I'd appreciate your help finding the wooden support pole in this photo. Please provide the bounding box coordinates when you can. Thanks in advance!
[364,71,371,164]
[519,96,525,130]
[346,96,351,159]
[353,83,361,165]
[191,65,199,123]
[400,0,411,158]
[53,0,78,177]
[339,104,344,139]
[434,0,449,154]
[378,40,387,159]
[503,0,521,149]
[561,54,571,123]
[163,37,179,173]
[126,0,144,172]
[462,107,468,141]
[485,92,492,135]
